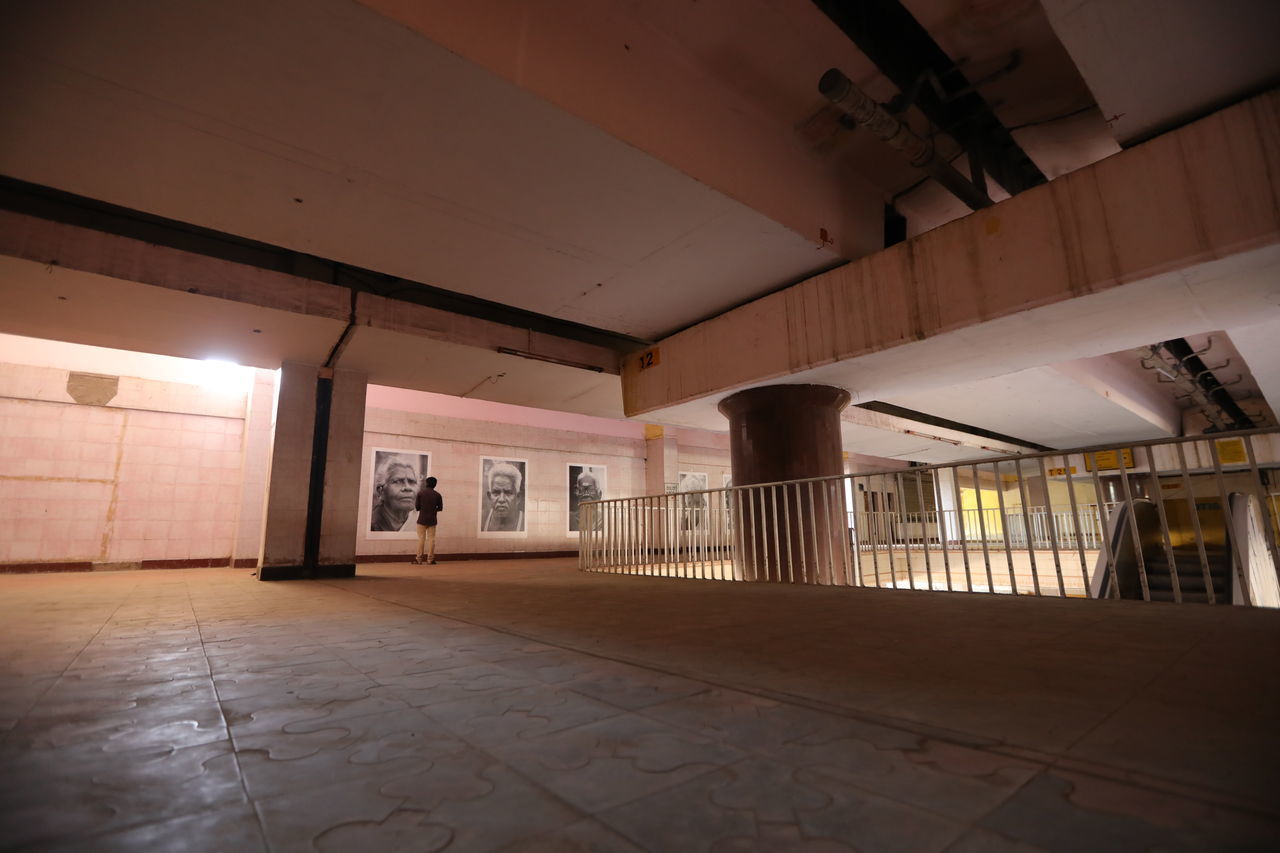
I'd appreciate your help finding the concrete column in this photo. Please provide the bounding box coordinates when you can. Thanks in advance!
[644,425,679,495]
[644,425,679,550]
[260,362,366,580]
[230,368,279,569]
[318,368,367,566]
[935,467,961,545]
[718,384,850,583]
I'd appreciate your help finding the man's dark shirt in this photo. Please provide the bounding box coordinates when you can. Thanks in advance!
[415,486,443,527]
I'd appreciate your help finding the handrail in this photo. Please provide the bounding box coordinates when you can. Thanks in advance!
[580,428,1280,606]
[584,427,1280,499]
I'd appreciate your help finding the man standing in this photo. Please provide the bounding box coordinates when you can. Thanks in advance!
[413,476,444,565]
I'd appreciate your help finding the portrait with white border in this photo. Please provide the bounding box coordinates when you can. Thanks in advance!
[479,457,528,537]
[566,463,607,537]
[367,448,430,539]
[677,471,709,531]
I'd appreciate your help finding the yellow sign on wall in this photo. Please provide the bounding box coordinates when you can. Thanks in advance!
[1085,449,1134,471]
[1215,438,1248,465]
[1046,466,1078,477]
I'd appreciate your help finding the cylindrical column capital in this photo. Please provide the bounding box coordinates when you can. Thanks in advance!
[718,384,850,486]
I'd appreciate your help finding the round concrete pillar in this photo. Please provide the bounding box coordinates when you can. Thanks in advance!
[718,385,851,583]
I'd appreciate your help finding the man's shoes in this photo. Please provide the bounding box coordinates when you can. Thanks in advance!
[412,557,422,565]
[428,558,437,565]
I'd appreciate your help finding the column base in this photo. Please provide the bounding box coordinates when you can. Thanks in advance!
[258,563,356,581]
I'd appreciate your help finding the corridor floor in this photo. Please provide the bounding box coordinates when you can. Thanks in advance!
[1,559,1278,851]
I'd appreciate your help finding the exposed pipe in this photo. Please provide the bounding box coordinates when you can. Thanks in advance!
[1159,338,1255,431]
[819,67,993,211]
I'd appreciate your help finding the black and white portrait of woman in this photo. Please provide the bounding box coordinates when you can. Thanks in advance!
[479,457,528,536]
[368,449,430,538]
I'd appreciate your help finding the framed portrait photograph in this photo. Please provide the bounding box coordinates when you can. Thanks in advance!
[367,448,430,539]
[677,471,709,531]
[479,457,528,537]
[566,463,607,537]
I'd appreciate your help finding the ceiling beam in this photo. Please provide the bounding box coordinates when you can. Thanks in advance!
[811,0,1046,196]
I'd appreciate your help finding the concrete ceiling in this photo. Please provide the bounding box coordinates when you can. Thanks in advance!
[885,365,1178,450]
[2,0,1277,462]
[0,0,840,341]
[1042,0,1280,145]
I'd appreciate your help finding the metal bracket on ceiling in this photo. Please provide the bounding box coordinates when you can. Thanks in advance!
[820,67,993,210]
[1192,359,1231,380]
[941,52,1023,105]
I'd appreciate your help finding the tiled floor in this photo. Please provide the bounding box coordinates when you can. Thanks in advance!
[1,559,1278,851]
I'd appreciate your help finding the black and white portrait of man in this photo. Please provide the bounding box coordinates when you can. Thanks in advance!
[479,457,528,536]
[368,449,430,537]
[678,471,709,531]
[567,463,606,536]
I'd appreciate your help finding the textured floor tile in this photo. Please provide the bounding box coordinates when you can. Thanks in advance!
[221,682,410,737]
[488,712,746,813]
[27,675,219,720]
[373,662,539,707]
[3,562,1277,853]
[33,803,267,853]
[257,750,581,853]
[59,653,211,685]
[1066,689,1280,806]
[944,827,1048,852]
[420,683,624,748]
[490,648,641,686]
[979,770,1280,852]
[642,687,912,756]
[0,673,58,721]
[768,728,1041,822]
[335,644,469,679]
[793,764,967,852]
[497,817,648,852]
[0,740,247,848]
[563,663,708,711]
[235,707,469,797]
[205,647,343,675]
[593,765,782,851]
[211,658,375,701]
[438,629,553,662]
[4,700,228,758]
[601,755,959,851]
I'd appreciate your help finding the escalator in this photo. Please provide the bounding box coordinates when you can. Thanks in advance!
[1098,485,1278,605]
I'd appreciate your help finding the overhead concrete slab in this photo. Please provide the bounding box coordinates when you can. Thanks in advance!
[624,92,1280,449]
[0,256,344,369]
[1042,0,1280,144]
[886,364,1178,450]
[1227,318,1280,426]
[337,326,625,419]
[0,0,842,340]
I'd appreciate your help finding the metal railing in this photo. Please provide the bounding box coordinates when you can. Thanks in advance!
[580,428,1280,605]
[855,504,1110,550]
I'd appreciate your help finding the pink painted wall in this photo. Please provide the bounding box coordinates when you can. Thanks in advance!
[359,385,731,558]
[0,337,732,569]
[0,358,257,566]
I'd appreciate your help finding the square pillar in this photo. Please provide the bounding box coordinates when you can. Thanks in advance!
[230,368,279,569]
[260,362,367,580]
